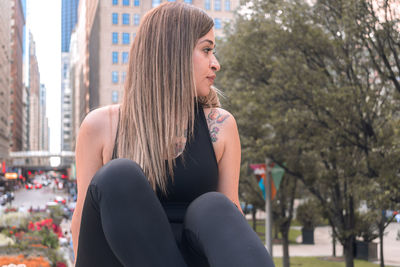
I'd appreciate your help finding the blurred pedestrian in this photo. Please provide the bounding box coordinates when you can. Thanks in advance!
[72,2,274,267]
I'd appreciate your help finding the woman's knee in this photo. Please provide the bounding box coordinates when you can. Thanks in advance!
[184,192,238,228]
[90,158,149,193]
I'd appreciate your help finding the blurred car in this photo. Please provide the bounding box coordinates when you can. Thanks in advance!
[34,183,42,189]
[54,196,66,205]
[25,183,33,190]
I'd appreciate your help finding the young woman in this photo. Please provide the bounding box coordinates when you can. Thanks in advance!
[71,2,274,266]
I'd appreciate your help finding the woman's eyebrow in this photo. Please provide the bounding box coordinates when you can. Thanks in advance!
[198,39,214,46]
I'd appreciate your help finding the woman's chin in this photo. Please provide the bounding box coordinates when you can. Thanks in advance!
[196,88,211,97]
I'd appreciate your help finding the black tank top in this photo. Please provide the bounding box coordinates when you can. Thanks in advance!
[111,104,219,223]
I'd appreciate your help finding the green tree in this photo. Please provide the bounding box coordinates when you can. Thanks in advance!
[217,0,400,266]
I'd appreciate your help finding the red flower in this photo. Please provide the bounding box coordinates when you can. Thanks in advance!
[28,221,34,229]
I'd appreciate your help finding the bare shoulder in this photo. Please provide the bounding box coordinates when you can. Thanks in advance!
[202,107,239,162]
[78,104,120,163]
[203,107,238,138]
[81,104,120,129]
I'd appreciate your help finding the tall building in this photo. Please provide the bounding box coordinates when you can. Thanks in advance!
[61,0,79,154]
[28,32,40,152]
[62,0,80,53]
[70,0,238,147]
[39,84,49,151]
[69,4,87,150]
[20,0,29,152]
[61,54,74,152]
[22,85,29,151]
[9,0,25,152]
[28,33,49,165]
[0,0,11,163]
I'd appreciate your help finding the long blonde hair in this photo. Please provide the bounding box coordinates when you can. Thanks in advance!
[118,2,220,193]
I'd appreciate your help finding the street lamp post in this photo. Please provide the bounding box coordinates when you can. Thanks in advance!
[265,158,273,256]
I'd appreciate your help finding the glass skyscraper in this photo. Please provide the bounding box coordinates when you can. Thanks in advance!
[61,0,79,52]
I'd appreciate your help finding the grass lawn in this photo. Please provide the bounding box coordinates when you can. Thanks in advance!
[248,219,302,244]
[272,257,392,267]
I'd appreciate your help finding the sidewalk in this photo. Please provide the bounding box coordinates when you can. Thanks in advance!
[270,224,400,267]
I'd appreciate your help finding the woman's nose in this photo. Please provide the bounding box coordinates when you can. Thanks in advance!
[210,56,220,72]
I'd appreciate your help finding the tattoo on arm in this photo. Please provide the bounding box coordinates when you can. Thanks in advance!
[207,109,230,143]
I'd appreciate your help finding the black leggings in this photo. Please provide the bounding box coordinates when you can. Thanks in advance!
[75,158,274,267]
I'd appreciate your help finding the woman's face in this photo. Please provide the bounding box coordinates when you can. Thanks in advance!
[193,28,220,97]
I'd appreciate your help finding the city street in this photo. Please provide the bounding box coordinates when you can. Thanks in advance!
[9,185,69,211]
[0,182,74,266]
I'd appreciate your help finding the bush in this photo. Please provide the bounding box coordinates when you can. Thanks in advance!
[0,233,14,246]
[296,199,323,230]
[39,229,59,249]
[0,212,29,230]
[46,248,67,267]
[355,211,379,242]
[46,206,64,226]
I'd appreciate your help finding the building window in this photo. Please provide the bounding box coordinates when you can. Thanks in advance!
[122,13,130,25]
[123,0,130,6]
[214,18,222,29]
[184,0,192,3]
[224,0,230,11]
[214,0,221,11]
[152,0,161,7]
[113,0,118,5]
[112,72,119,83]
[112,13,118,24]
[122,72,127,83]
[112,91,119,103]
[205,0,211,10]
[112,32,118,44]
[112,52,118,64]
[112,13,118,25]
[122,52,129,64]
[63,63,68,78]
[134,0,140,6]
[122,33,130,44]
[134,14,140,25]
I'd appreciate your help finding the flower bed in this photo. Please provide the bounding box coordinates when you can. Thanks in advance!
[0,254,50,267]
[0,213,67,266]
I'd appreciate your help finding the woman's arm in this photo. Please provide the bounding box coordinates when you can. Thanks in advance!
[71,109,105,259]
[206,108,243,213]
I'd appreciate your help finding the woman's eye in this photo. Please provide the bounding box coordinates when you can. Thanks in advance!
[203,48,214,54]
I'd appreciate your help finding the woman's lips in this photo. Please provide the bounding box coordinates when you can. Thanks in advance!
[207,76,215,84]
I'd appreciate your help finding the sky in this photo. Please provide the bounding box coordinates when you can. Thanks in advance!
[27,0,61,153]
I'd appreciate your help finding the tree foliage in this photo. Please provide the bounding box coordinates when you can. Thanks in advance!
[217,0,400,266]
